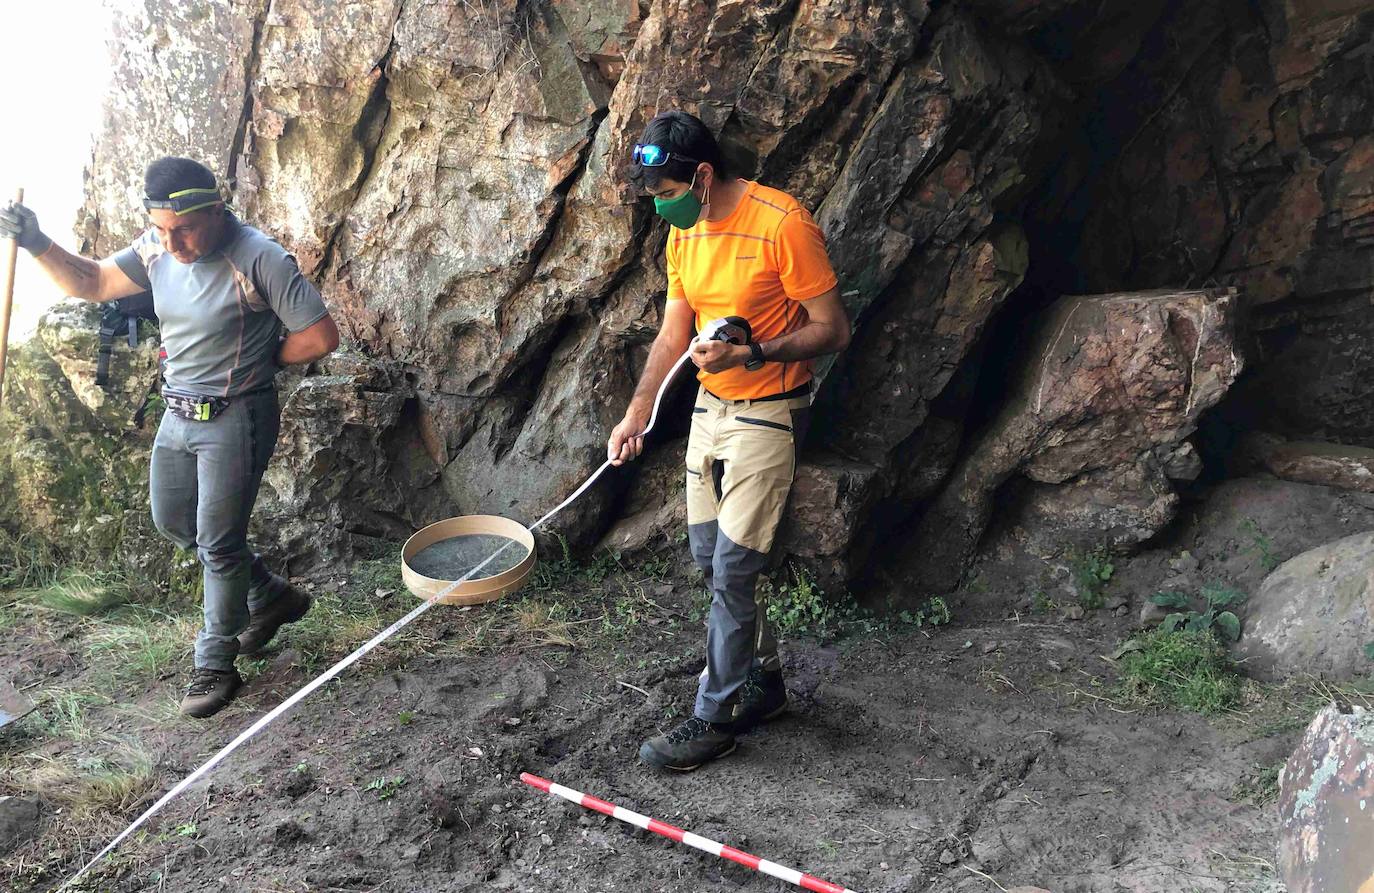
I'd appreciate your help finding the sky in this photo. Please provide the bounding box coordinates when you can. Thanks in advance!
[0,2,114,338]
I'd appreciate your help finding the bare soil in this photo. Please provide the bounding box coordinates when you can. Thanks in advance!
[0,535,1299,893]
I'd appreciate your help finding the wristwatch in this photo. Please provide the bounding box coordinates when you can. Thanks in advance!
[745,342,766,372]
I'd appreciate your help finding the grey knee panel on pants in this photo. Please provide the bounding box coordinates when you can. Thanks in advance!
[694,531,776,723]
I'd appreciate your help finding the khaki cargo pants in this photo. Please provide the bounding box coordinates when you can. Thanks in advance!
[685,384,810,724]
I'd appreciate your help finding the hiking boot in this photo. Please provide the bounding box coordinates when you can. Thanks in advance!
[236,585,312,655]
[179,667,243,718]
[728,666,787,733]
[638,716,736,771]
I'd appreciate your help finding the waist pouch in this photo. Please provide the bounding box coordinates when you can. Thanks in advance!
[164,392,230,422]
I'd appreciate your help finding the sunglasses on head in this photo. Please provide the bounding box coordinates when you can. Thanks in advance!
[632,143,700,168]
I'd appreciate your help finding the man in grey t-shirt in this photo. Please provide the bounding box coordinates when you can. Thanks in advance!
[0,156,340,717]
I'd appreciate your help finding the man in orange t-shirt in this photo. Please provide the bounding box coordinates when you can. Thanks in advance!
[607,111,851,771]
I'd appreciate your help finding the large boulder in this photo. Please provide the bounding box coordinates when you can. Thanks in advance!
[904,288,1241,591]
[1234,530,1374,681]
[1242,432,1374,495]
[1277,704,1374,893]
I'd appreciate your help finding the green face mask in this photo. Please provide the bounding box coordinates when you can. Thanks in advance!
[654,175,704,229]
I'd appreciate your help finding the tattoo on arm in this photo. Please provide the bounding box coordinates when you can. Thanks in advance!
[62,256,97,284]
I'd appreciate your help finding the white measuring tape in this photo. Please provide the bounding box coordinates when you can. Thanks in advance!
[60,347,697,889]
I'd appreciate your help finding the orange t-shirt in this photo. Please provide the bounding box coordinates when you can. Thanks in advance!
[666,181,838,400]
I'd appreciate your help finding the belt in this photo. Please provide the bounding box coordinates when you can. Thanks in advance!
[703,382,811,404]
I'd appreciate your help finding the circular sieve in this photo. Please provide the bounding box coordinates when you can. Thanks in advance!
[400,515,536,605]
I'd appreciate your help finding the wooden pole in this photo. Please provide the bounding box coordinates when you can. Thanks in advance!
[0,187,22,405]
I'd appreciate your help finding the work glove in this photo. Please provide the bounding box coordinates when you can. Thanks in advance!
[0,201,53,256]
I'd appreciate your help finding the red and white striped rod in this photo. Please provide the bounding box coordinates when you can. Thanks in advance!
[520,772,859,893]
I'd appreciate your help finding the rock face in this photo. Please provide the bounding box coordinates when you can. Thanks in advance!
[1277,704,1374,893]
[1062,1,1374,446]
[1,0,1371,590]
[1234,531,1374,681]
[906,289,1240,590]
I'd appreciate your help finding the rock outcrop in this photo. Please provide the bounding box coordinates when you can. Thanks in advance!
[1234,530,1374,681]
[1063,1,1374,446]
[1278,704,1374,893]
[2,0,1371,593]
[907,289,1240,590]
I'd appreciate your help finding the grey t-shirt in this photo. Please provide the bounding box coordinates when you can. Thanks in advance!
[113,212,329,397]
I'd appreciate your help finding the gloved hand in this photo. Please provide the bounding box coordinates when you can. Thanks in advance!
[0,201,53,256]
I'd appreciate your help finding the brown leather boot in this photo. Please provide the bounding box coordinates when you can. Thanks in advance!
[179,667,243,718]
[236,586,313,655]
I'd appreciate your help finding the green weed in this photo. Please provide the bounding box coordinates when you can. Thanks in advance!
[764,566,845,637]
[364,775,406,800]
[1069,546,1115,609]
[898,596,951,628]
[1240,518,1280,571]
[1151,583,1245,642]
[1117,628,1241,714]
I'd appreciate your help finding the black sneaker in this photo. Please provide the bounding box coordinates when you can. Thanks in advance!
[237,585,312,655]
[179,667,243,718]
[638,716,736,771]
[728,666,787,733]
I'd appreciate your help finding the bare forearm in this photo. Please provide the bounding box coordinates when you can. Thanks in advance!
[759,319,850,363]
[33,243,103,300]
[628,328,692,414]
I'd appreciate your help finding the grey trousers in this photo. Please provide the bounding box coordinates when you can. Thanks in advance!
[150,389,288,671]
[685,387,811,724]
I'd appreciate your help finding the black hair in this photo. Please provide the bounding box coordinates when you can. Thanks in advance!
[628,111,731,190]
[144,157,218,201]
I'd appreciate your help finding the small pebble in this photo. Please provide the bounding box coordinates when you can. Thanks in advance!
[939,848,958,865]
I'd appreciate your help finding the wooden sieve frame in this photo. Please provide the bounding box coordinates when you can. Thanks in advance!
[400,515,537,605]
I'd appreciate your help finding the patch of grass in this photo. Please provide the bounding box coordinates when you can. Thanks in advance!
[1117,628,1241,714]
[513,598,582,648]
[26,689,111,742]
[23,572,131,616]
[21,743,155,816]
[1069,546,1114,609]
[0,526,63,591]
[279,586,429,669]
[1232,762,1283,806]
[85,610,198,683]
[1243,675,1374,737]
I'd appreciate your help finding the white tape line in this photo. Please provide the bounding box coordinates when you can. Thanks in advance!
[60,348,697,890]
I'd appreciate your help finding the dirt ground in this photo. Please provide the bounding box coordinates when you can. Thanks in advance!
[2,519,1318,893]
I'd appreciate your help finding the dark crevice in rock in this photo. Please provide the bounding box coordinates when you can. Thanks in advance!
[228,1,270,189]
[317,30,399,283]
